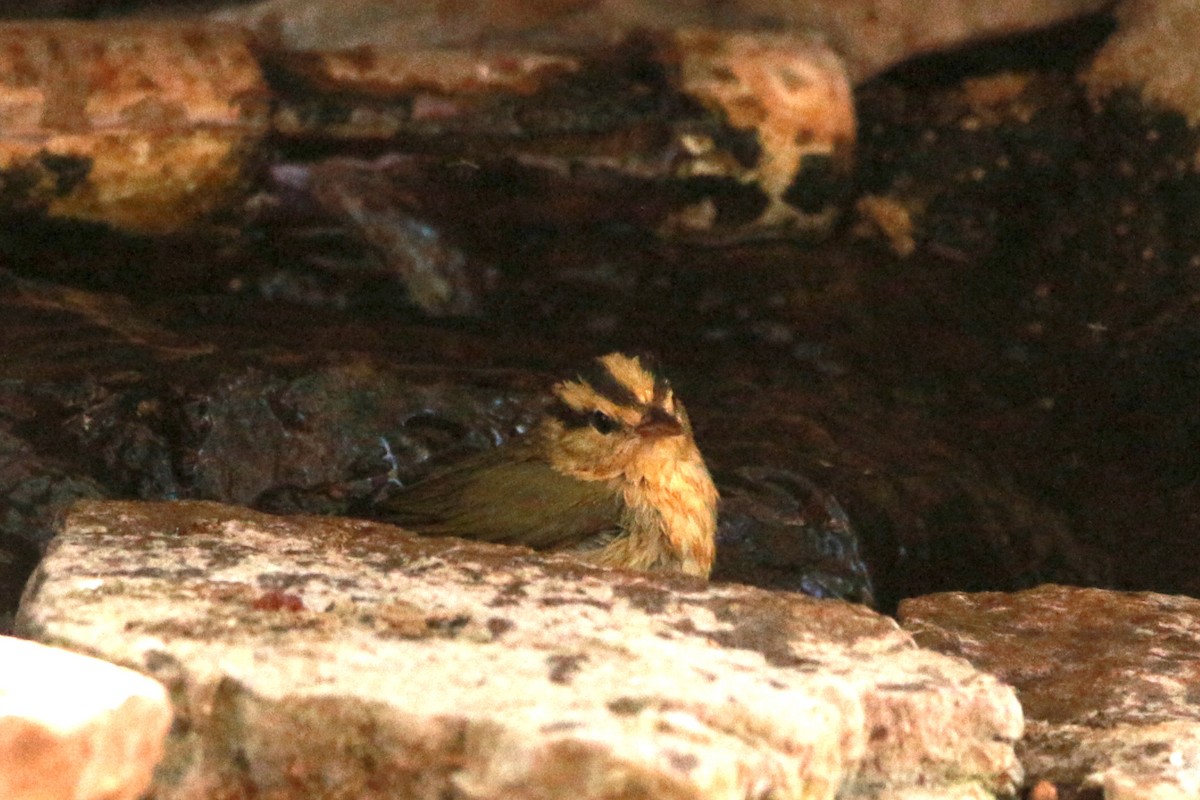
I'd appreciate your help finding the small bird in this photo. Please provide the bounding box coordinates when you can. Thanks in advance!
[376,353,719,577]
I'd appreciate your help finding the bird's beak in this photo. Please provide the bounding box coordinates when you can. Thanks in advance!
[635,407,684,439]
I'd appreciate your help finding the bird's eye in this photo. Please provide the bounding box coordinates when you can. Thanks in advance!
[589,410,619,434]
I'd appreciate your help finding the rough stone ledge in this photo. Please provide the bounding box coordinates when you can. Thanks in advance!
[901,585,1200,800]
[17,500,1022,800]
[0,635,171,800]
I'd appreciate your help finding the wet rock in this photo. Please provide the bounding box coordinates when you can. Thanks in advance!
[0,635,171,800]
[856,59,1200,601]
[710,466,872,604]
[17,499,1023,800]
[265,158,499,316]
[702,381,1101,612]
[899,585,1200,799]
[0,427,104,632]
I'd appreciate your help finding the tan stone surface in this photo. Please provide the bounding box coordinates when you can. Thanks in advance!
[18,499,1022,800]
[0,21,269,233]
[0,636,171,800]
[1084,0,1200,127]
[673,29,855,236]
[216,0,1112,83]
[901,585,1200,799]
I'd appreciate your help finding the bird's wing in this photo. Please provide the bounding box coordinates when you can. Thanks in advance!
[379,450,624,551]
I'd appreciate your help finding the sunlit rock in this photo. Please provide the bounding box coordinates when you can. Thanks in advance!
[0,636,171,800]
[901,585,1200,799]
[1085,0,1200,126]
[18,499,1022,800]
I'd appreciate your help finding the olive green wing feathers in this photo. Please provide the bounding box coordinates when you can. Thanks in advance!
[378,450,624,551]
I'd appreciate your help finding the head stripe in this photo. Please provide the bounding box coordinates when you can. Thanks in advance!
[574,357,642,410]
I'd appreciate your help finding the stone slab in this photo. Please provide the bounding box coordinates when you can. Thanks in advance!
[0,635,171,800]
[18,500,1023,799]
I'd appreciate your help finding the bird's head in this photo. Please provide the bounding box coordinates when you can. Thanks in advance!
[540,352,699,483]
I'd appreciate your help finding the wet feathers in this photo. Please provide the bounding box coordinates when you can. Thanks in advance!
[378,353,719,577]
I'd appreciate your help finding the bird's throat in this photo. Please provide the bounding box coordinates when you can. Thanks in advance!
[620,445,718,577]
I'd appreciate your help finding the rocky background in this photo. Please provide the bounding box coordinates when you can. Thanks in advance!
[3,1,1200,799]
